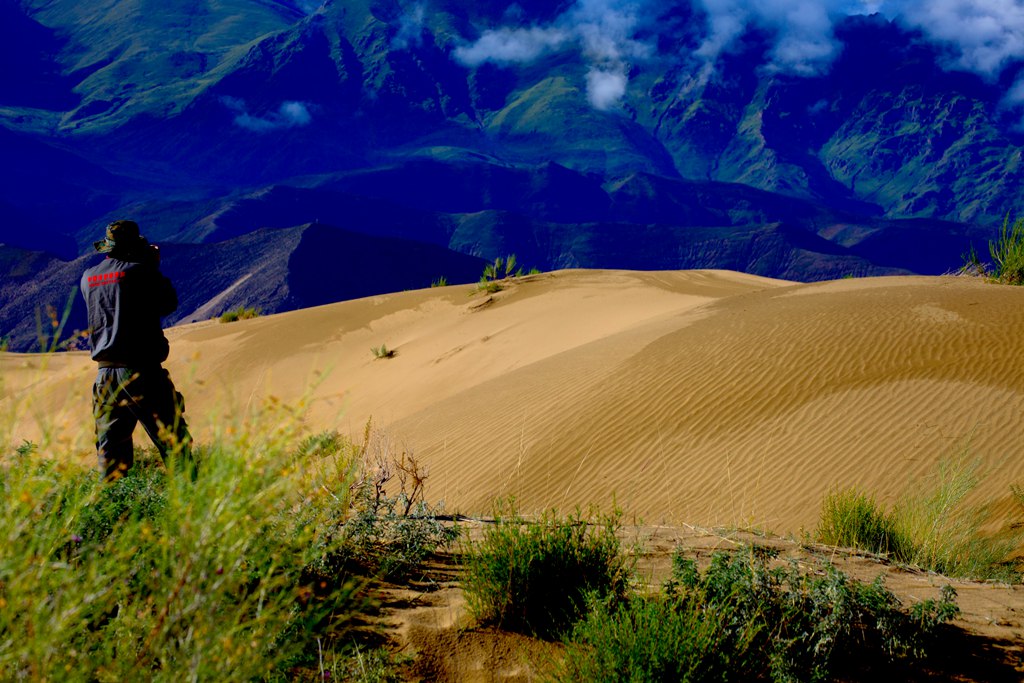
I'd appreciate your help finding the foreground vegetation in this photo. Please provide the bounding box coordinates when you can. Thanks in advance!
[0,418,453,681]
[554,546,959,682]
[459,507,962,681]
[963,213,1024,285]
[817,452,1024,581]
[462,505,630,639]
[3,407,1017,680]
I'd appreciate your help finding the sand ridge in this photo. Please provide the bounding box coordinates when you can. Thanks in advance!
[391,275,1024,530]
[3,270,1023,534]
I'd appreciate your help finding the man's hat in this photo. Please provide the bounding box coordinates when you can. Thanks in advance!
[94,220,143,253]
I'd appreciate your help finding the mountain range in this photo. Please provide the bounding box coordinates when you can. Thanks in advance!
[2,0,1022,349]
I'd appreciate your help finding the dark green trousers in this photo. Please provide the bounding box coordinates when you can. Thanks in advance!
[92,366,192,479]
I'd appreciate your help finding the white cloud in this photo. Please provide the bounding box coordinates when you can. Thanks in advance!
[587,66,629,109]
[454,0,653,110]
[279,101,311,126]
[691,0,1024,80]
[392,4,427,50]
[223,98,313,132]
[694,0,854,75]
[454,26,570,65]
[883,0,1024,76]
[454,0,1024,111]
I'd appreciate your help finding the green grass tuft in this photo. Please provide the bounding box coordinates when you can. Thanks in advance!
[817,487,904,557]
[962,213,1024,285]
[219,306,261,323]
[817,450,1023,581]
[476,254,537,294]
[989,214,1024,285]
[370,344,395,359]
[461,503,630,639]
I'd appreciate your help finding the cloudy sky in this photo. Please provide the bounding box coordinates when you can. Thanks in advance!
[451,0,1024,109]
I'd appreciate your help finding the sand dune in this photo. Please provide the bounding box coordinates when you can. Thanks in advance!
[3,269,1023,533]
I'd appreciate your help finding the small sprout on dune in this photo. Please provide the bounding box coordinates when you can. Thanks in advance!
[504,253,517,278]
[431,276,448,288]
[371,344,395,359]
[477,254,535,294]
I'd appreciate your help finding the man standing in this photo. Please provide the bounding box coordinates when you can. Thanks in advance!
[81,220,192,479]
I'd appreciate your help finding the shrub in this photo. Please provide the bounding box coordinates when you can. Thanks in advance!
[890,455,1021,580]
[461,504,630,639]
[553,546,960,682]
[73,461,168,546]
[817,452,1023,581]
[328,426,459,582]
[962,214,1024,285]
[0,413,365,680]
[220,306,261,323]
[817,487,904,557]
[989,214,1024,285]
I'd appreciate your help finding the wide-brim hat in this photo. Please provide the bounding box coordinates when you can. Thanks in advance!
[94,220,144,253]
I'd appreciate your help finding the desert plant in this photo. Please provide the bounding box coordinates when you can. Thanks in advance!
[989,214,1024,285]
[0,409,367,680]
[960,244,989,277]
[478,257,504,293]
[477,254,529,293]
[817,451,1023,581]
[962,214,1024,284]
[316,644,407,682]
[817,487,904,557]
[461,503,630,639]
[331,425,458,581]
[13,439,37,457]
[430,276,448,288]
[890,454,1021,580]
[503,253,518,278]
[370,344,395,359]
[553,546,960,682]
[219,305,261,323]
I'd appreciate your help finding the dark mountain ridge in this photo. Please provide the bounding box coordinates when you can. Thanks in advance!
[2,0,1021,347]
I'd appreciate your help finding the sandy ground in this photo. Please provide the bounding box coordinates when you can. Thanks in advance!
[5,269,1023,533]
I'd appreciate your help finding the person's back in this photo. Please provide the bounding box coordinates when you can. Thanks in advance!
[80,220,192,479]
[82,251,176,368]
